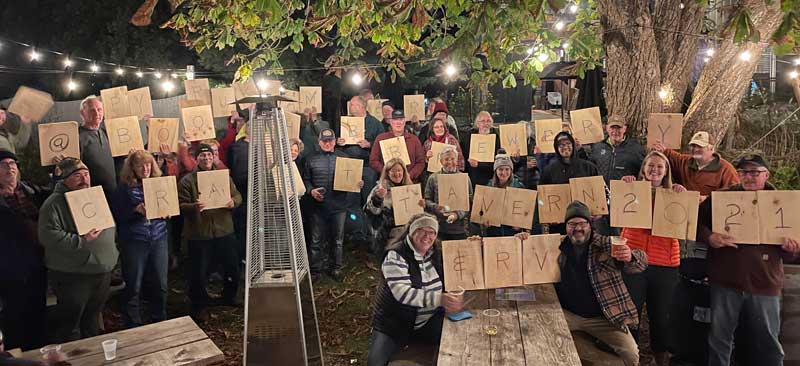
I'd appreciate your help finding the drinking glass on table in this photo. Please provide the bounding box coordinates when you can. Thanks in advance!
[102,339,118,361]
[40,344,66,363]
[443,286,466,314]
[482,309,501,336]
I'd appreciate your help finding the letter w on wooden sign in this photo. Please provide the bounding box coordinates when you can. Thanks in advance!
[502,187,538,229]
[442,239,485,291]
[391,184,424,226]
[333,157,363,193]
[147,118,180,153]
[340,116,365,144]
[646,113,683,149]
[712,191,760,244]
[468,134,497,163]
[142,176,180,219]
[379,136,411,166]
[534,119,562,153]
[757,191,800,245]
[471,185,506,227]
[652,188,699,240]
[499,124,528,156]
[65,186,115,235]
[522,234,562,284]
[197,169,232,210]
[537,184,572,223]
[106,116,145,157]
[568,107,604,144]
[181,105,216,141]
[483,236,524,289]
[438,173,470,212]
[100,86,132,120]
[569,176,608,215]
[38,121,80,166]
[610,180,652,229]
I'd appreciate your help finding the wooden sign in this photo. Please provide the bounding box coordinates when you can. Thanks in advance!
[291,162,306,197]
[483,236,524,289]
[367,99,388,119]
[340,116,365,144]
[379,136,411,166]
[178,99,205,109]
[712,191,760,244]
[128,87,153,119]
[437,173,470,211]
[299,86,322,114]
[522,234,562,284]
[610,180,652,229]
[652,188,700,240]
[646,113,683,149]
[333,157,363,193]
[470,185,506,227]
[184,79,211,106]
[100,86,132,120]
[757,191,800,245]
[147,118,180,153]
[142,176,180,219]
[38,121,80,166]
[211,87,237,118]
[284,112,301,140]
[499,123,528,156]
[468,134,496,162]
[7,86,54,121]
[232,79,258,108]
[197,169,232,210]
[279,90,300,114]
[427,141,453,173]
[442,239,486,291]
[537,184,572,224]
[390,184,424,226]
[569,107,604,144]
[502,187,538,229]
[271,162,306,197]
[106,116,145,157]
[403,94,425,121]
[534,119,562,154]
[569,176,608,215]
[64,186,115,235]
[181,105,216,141]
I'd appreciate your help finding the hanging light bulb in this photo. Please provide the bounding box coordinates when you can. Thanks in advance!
[257,79,269,91]
[794,57,800,66]
[790,70,799,79]
[135,71,143,78]
[703,57,710,63]
[569,3,578,13]
[90,63,100,72]
[537,53,549,62]
[67,80,77,91]
[170,72,178,79]
[706,48,715,57]
[554,21,565,31]
[162,80,175,92]
[739,50,752,61]
[351,73,363,86]
[278,86,286,94]
[154,72,162,79]
[63,58,73,68]
[445,64,457,77]
[29,49,40,61]
[115,67,124,76]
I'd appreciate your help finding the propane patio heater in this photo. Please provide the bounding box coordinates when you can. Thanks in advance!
[240,95,323,366]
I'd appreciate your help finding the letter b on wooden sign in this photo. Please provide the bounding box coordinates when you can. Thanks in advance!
[442,239,486,291]
[610,180,652,229]
[483,237,523,289]
[106,116,145,157]
[65,186,116,235]
[142,176,180,219]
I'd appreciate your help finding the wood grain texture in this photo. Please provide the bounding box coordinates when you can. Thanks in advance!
[438,291,491,366]
[517,285,581,366]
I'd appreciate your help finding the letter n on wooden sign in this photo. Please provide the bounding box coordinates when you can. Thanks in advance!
[483,237,523,289]
[502,187,537,229]
[569,176,608,215]
[609,180,652,229]
[712,191,760,244]
[522,234,562,285]
[438,173,470,212]
[142,176,180,219]
[65,186,115,235]
[652,188,700,240]
[537,184,572,224]
[471,185,506,227]
[442,239,485,291]
[757,191,800,245]
[390,184,424,226]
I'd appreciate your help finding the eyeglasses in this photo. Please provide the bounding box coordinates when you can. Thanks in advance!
[566,221,590,229]
[557,142,572,148]
[737,170,767,177]
[0,160,17,169]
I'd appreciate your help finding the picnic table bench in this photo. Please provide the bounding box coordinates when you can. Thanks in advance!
[21,316,224,365]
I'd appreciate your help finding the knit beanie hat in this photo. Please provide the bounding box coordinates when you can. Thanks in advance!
[195,144,214,158]
[493,153,513,171]
[565,201,591,223]
[58,158,89,179]
[408,213,439,236]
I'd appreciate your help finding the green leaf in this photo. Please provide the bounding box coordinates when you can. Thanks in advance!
[502,73,517,88]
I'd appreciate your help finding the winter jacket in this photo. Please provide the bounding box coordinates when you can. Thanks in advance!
[110,183,168,243]
[460,127,501,189]
[0,181,49,284]
[341,114,384,164]
[227,139,250,200]
[423,170,473,235]
[589,137,645,184]
[177,169,242,240]
[370,132,427,181]
[621,228,679,267]
[79,123,121,198]
[514,137,541,189]
[303,147,359,213]
[540,131,600,185]
[38,182,119,274]
[662,149,739,195]
[485,175,526,237]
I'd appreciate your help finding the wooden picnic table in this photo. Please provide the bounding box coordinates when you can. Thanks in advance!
[21,316,224,366]
[438,284,581,366]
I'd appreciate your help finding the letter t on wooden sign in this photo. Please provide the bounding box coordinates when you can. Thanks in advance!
[442,239,486,291]
[333,157,363,193]
[391,184,424,226]
[483,236,524,289]
[610,180,652,229]
[142,176,180,219]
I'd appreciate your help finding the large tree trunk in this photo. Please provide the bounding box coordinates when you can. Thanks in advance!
[682,0,784,147]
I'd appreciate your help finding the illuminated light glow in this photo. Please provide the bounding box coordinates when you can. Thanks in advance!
[537,53,549,62]
[351,73,363,86]
[658,84,675,106]
[115,68,124,75]
[554,21,565,31]
[29,49,40,61]
[679,2,685,9]
[63,58,73,67]
[794,58,800,66]
[562,42,570,49]
[706,48,715,56]
[569,4,578,13]
[703,57,710,63]
[279,86,286,93]
[790,70,799,79]
[445,64,457,77]
[739,50,752,61]
[162,81,175,92]
[67,80,77,91]
[135,71,143,78]
[90,64,100,72]
[257,79,269,90]
[526,47,534,55]
[170,73,178,79]
[154,72,162,79]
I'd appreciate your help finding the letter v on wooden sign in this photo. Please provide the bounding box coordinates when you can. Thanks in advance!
[522,234,562,284]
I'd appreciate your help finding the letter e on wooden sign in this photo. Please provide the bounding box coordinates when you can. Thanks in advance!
[100,86,132,120]
[652,188,700,240]
[333,157,363,193]
[106,116,145,157]
[38,121,80,166]
[197,169,232,210]
[65,186,115,235]
[534,119,562,154]
[522,234,562,284]
[502,187,537,229]
[499,123,528,156]
[569,176,608,215]
[568,107,604,144]
[610,180,652,229]
[147,118,180,153]
[483,236,523,289]
[438,173,470,212]
[646,113,683,149]
[712,191,760,244]
[757,191,800,245]
[142,176,180,219]
[390,184,424,226]
[442,239,486,291]
[470,185,506,227]
[468,134,496,162]
[537,184,572,224]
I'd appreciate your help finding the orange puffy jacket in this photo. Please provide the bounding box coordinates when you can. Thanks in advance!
[620,228,680,267]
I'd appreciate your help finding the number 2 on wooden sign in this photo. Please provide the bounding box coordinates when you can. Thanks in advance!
[724,203,742,231]
[623,193,637,213]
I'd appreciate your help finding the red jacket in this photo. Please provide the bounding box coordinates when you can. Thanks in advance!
[621,227,680,267]
[369,131,427,181]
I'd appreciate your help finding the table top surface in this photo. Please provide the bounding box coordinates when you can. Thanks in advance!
[438,284,581,366]
[22,316,224,366]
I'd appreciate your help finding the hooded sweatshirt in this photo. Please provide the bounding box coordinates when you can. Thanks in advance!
[540,131,600,185]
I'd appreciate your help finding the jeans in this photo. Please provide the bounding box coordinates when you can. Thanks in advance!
[119,237,168,327]
[367,311,443,366]
[50,271,111,342]
[708,284,783,366]
[623,265,679,352]
[309,209,347,274]
[187,234,240,310]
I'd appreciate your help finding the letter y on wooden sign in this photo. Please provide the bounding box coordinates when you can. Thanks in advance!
[522,234,562,284]
[442,239,486,291]
[646,113,683,149]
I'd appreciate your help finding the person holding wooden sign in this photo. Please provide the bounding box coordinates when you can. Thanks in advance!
[422,117,465,185]
[0,108,33,154]
[617,151,686,365]
[364,158,422,254]
[110,151,169,328]
[460,111,501,189]
[337,96,384,203]
[510,120,540,190]
[71,96,122,200]
[696,155,800,366]
[484,153,526,237]
[38,158,119,342]
[424,146,473,240]
[368,213,464,366]
[369,109,427,181]
[554,201,646,366]
[177,144,242,321]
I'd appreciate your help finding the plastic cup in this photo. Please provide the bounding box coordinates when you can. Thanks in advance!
[40,344,65,362]
[610,236,628,256]
[102,339,118,361]
[482,309,501,336]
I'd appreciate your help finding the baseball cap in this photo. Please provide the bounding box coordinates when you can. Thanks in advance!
[318,128,336,141]
[735,154,769,170]
[0,149,18,162]
[391,109,405,119]
[607,115,625,127]
[689,131,712,147]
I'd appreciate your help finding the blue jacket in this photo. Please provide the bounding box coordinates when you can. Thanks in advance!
[111,183,168,243]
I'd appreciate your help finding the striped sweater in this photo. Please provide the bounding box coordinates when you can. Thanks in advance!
[382,237,443,329]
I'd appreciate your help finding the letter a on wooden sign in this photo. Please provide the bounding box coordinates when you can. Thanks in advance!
[427,141,452,173]
[646,113,683,149]
[470,185,506,227]
[340,116,365,145]
[403,94,425,121]
[391,184,424,226]
[483,236,523,289]
[610,180,652,229]
[333,157,363,193]
[106,116,145,157]
[299,86,322,114]
[499,123,528,156]
[712,191,760,244]
[127,87,153,119]
[184,79,212,106]
[379,136,411,166]
[181,105,215,141]
[65,186,115,235]
[652,188,699,240]
[147,118,180,153]
[38,121,80,166]
[100,86,133,120]
[198,169,232,210]
[757,190,800,245]
[534,119,562,154]
[537,184,572,223]
[142,176,180,219]
[502,187,537,229]
[442,239,486,291]
[522,234,562,285]
[569,107,604,144]
[469,134,496,162]
[8,86,54,121]
[569,176,608,215]
[438,173,470,212]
